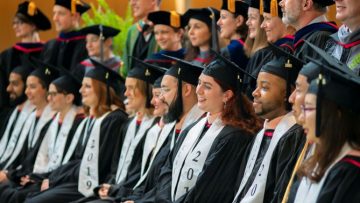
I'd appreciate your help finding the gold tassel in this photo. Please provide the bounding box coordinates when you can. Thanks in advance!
[27,1,37,16]
[271,0,279,17]
[170,11,181,28]
[71,0,77,14]
[259,0,264,15]
[281,141,309,203]
[228,0,236,13]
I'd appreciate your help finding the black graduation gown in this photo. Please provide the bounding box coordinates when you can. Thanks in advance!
[144,49,185,68]
[288,155,360,203]
[0,114,84,203]
[0,107,17,141]
[293,22,338,62]
[23,109,129,203]
[234,124,305,203]
[155,121,254,203]
[221,39,249,70]
[0,43,44,126]
[41,31,88,72]
[316,155,360,203]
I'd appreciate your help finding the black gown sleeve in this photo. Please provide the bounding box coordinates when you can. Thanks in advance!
[179,127,253,203]
[267,124,305,203]
[316,156,360,203]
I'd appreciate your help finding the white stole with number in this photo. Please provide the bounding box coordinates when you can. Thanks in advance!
[4,104,53,170]
[0,101,34,160]
[78,112,110,196]
[232,113,296,203]
[293,143,352,203]
[33,106,78,173]
[133,121,176,189]
[172,115,224,201]
[115,115,155,184]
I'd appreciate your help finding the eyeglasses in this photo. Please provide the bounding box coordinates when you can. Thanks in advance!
[12,20,24,26]
[300,105,316,116]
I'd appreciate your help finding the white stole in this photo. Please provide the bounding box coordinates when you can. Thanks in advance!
[61,118,88,164]
[115,115,155,184]
[3,104,53,170]
[33,106,78,173]
[0,101,34,159]
[233,113,296,203]
[140,123,162,177]
[170,105,204,150]
[133,121,176,189]
[78,112,110,196]
[171,115,225,201]
[293,143,352,203]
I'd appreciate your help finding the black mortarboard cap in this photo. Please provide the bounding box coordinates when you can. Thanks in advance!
[148,11,185,28]
[80,24,120,39]
[221,0,249,17]
[183,7,220,28]
[312,0,334,7]
[299,62,321,84]
[307,60,360,137]
[263,0,282,17]
[205,50,255,92]
[55,0,90,15]
[16,1,51,30]
[28,59,59,88]
[162,55,204,86]
[130,57,167,85]
[249,0,260,9]
[12,65,34,82]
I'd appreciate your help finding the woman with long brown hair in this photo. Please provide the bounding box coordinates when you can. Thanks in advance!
[161,54,261,203]
[290,62,360,203]
[23,59,128,203]
[183,7,220,66]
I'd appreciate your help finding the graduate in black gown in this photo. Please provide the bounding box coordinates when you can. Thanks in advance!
[280,0,338,61]
[153,53,262,203]
[0,1,51,128]
[182,7,220,66]
[24,59,128,203]
[0,64,35,150]
[232,52,306,203]
[0,63,59,187]
[0,64,84,203]
[41,0,90,72]
[217,0,249,69]
[289,52,360,203]
[73,25,123,80]
[144,10,186,68]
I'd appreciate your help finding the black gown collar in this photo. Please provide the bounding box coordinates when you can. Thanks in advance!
[13,42,44,53]
[294,22,338,49]
[57,30,86,42]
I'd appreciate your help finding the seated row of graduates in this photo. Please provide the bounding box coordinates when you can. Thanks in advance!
[1,33,359,203]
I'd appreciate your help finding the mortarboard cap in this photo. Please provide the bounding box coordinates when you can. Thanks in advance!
[249,0,260,9]
[299,62,321,84]
[80,24,120,39]
[221,0,249,17]
[312,0,334,7]
[263,0,282,17]
[16,1,51,30]
[28,59,59,88]
[12,65,34,82]
[130,57,167,85]
[162,55,204,86]
[55,0,90,15]
[148,11,185,29]
[183,7,220,28]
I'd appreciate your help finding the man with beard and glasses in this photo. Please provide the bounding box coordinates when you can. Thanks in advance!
[0,64,35,158]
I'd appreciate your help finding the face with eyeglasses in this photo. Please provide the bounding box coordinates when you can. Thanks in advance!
[47,84,73,112]
[300,93,319,143]
[12,16,36,38]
